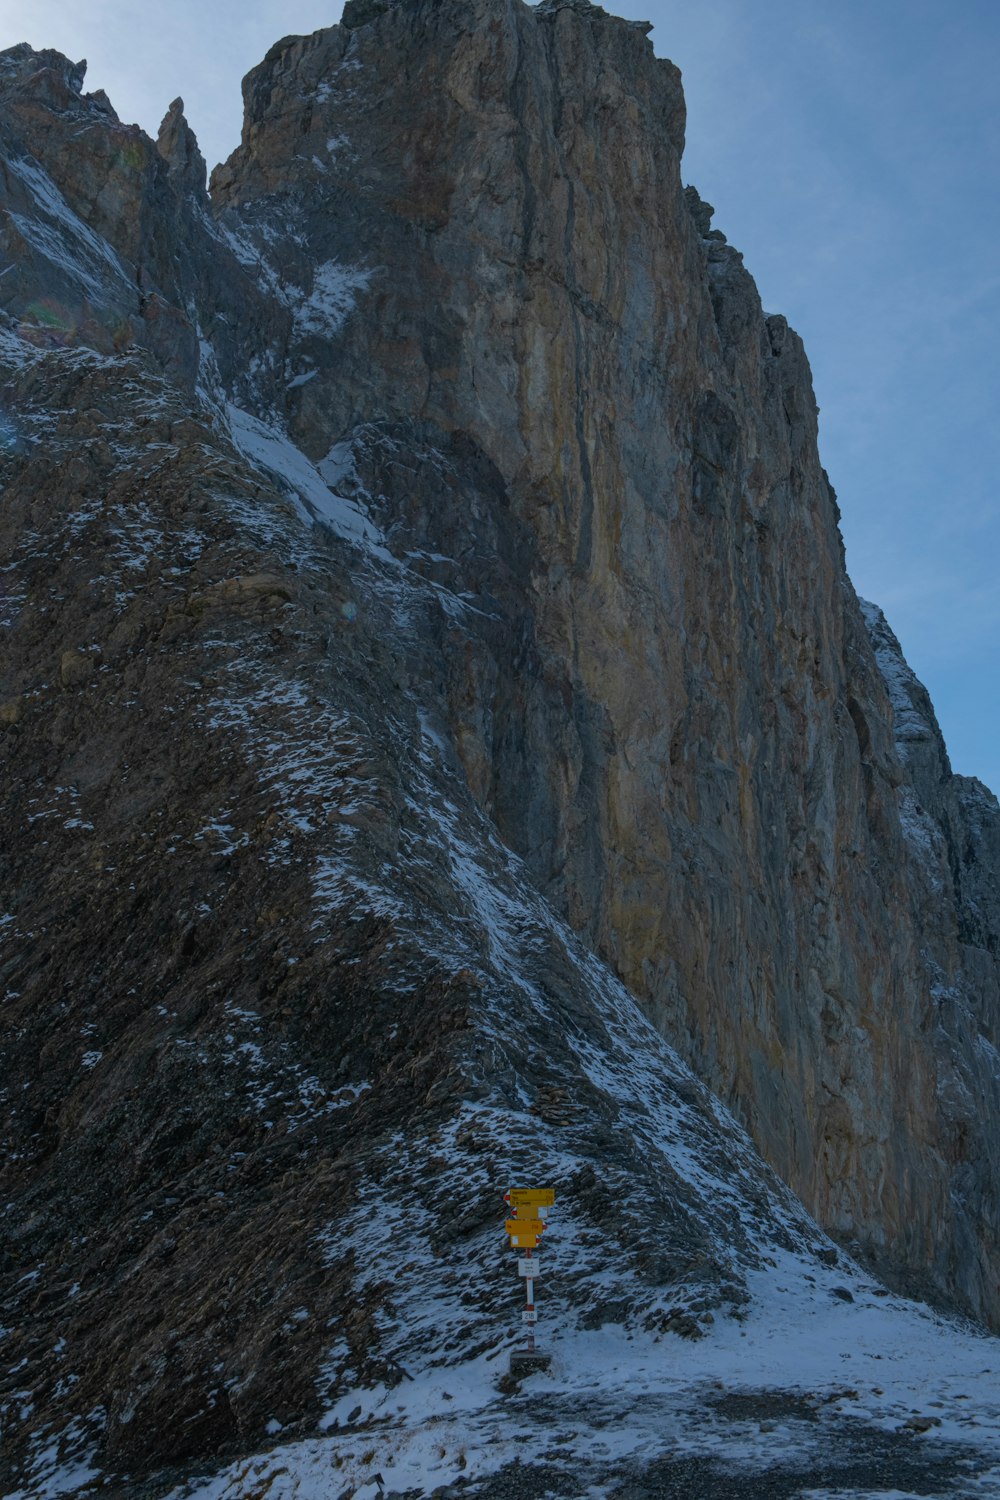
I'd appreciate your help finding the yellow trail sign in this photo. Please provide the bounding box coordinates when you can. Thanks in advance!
[507,1188,555,1208]
[507,1232,540,1248]
[505,1218,545,1238]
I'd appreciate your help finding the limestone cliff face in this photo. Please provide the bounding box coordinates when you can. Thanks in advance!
[207,0,1000,1318]
[0,27,833,1483]
[2,4,1000,1482]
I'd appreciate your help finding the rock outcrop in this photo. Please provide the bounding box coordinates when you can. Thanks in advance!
[208,0,1000,1317]
[156,96,208,197]
[1,2,999,1491]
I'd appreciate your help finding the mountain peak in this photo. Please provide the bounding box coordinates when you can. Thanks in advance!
[2,4,1000,1494]
[0,42,85,103]
[157,95,208,195]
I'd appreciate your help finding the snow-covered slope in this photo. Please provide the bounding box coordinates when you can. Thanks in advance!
[161,1278,1000,1499]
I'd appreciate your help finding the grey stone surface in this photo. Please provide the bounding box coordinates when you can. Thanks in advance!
[1,1,1000,1491]
[156,97,208,197]
[209,0,1000,1324]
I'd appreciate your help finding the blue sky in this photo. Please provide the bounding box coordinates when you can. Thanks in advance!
[3,0,997,792]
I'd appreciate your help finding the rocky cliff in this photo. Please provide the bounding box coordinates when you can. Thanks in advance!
[1,1,999,1493]
[208,0,1000,1310]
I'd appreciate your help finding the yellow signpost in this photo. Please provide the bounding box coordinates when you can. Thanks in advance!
[503,1187,555,1360]
[504,1218,545,1238]
[506,1188,555,1209]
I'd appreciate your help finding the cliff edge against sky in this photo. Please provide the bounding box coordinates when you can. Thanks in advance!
[1,1,999,1492]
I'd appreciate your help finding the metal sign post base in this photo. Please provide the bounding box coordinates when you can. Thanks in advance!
[509,1349,552,1377]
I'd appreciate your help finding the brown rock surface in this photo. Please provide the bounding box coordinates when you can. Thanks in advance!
[210,0,1000,1322]
[0,283,810,1494]
[156,96,207,196]
[1,2,1000,1491]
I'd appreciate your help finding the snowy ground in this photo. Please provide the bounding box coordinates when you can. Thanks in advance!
[143,1258,1000,1500]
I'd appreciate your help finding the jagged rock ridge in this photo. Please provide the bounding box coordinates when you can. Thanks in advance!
[0,3,999,1493]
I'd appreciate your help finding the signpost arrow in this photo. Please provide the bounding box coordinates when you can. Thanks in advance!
[507,1188,555,1208]
[505,1217,545,1238]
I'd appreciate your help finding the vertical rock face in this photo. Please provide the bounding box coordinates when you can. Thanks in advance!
[156,97,208,197]
[208,0,1000,1319]
[2,4,1000,1481]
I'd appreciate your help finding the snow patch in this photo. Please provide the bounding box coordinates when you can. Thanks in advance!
[226,405,382,546]
[293,260,371,340]
[164,1267,1000,1498]
[7,156,133,301]
[858,598,934,754]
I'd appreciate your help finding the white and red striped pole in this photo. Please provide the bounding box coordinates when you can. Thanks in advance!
[525,1269,536,1352]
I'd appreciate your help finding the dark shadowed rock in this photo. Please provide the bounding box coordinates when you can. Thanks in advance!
[157,96,208,195]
